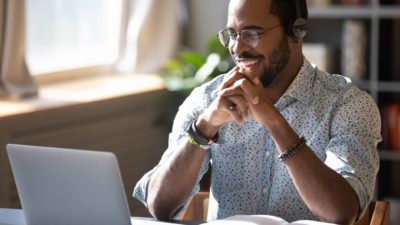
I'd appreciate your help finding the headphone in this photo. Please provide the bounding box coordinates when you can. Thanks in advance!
[289,0,308,39]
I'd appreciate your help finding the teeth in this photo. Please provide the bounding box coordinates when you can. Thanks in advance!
[236,59,261,67]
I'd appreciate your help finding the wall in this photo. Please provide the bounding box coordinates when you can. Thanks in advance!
[0,89,177,217]
[187,0,229,54]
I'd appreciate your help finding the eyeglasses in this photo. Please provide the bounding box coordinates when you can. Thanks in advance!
[217,24,281,49]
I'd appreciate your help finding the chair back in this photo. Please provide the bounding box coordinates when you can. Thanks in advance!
[357,201,390,225]
[180,191,209,221]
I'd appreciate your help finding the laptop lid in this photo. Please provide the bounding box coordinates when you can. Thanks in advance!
[7,144,132,225]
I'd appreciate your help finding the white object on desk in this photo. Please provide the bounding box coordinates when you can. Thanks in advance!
[201,215,339,225]
[0,208,26,225]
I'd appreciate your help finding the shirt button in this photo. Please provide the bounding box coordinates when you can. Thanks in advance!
[263,188,268,193]
[265,151,270,157]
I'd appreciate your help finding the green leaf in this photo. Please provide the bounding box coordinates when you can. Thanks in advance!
[179,51,206,70]
[160,35,234,93]
[207,36,230,59]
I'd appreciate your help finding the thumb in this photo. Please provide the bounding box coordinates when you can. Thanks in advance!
[238,67,261,85]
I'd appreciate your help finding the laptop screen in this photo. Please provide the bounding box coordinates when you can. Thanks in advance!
[7,144,132,225]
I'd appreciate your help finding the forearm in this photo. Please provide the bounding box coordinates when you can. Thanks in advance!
[267,115,358,224]
[147,142,208,219]
[285,148,359,224]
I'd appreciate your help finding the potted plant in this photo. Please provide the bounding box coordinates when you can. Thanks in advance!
[160,36,234,94]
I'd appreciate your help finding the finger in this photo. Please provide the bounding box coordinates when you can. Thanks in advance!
[238,67,261,85]
[223,95,248,124]
[216,97,241,124]
[219,79,259,105]
[252,77,263,87]
[227,105,243,124]
[229,95,249,120]
[218,67,238,91]
[236,79,259,105]
[219,67,247,90]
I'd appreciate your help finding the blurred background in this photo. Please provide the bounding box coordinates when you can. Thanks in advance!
[0,0,399,223]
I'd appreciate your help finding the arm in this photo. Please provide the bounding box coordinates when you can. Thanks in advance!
[279,90,380,224]
[219,73,379,224]
[147,141,208,219]
[266,115,359,224]
[146,69,249,219]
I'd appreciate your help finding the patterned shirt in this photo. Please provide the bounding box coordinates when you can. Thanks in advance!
[133,58,381,222]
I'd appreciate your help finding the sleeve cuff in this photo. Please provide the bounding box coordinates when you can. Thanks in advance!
[133,168,158,208]
[343,173,371,221]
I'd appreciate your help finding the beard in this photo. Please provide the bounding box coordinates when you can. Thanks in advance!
[260,36,291,87]
[231,36,291,87]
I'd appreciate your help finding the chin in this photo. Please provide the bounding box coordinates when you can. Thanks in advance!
[257,65,274,87]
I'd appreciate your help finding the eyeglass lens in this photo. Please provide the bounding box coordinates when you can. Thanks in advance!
[218,30,259,49]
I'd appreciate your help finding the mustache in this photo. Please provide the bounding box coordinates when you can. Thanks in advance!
[232,53,264,62]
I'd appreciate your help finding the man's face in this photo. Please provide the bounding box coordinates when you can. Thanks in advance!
[227,0,291,87]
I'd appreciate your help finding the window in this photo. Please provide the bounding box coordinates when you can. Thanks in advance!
[25,0,123,75]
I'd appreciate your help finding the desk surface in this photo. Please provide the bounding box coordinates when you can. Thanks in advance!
[0,208,203,225]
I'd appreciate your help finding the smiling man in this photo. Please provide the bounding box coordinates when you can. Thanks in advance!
[133,0,381,224]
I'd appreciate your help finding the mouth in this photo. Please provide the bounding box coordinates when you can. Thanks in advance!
[234,58,263,69]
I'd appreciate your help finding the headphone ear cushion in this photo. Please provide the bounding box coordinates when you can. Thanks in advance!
[291,18,308,38]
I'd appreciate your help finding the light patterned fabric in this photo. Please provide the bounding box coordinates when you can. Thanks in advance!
[133,58,381,222]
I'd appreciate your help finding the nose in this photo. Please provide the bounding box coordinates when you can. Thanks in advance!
[230,36,249,55]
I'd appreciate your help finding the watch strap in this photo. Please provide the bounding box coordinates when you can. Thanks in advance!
[187,119,218,149]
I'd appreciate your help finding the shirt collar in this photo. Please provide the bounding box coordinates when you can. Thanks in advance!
[280,57,316,106]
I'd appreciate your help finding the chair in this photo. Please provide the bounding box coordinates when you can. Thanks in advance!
[356,201,390,225]
[180,192,209,221]
[181,192,390,225]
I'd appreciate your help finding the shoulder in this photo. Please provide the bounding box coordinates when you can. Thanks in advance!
[195,74,225,97]
[314,69,375,106]
[311,69,380,121]
[314,69,353,94]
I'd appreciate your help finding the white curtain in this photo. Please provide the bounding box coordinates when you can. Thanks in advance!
[0,0,37,98]
[0,0,179,97]
[116,0,180,73]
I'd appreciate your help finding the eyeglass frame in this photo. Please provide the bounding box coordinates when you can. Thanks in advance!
[217,24,281,49]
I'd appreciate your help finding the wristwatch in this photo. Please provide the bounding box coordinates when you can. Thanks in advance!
[187,119,218,150]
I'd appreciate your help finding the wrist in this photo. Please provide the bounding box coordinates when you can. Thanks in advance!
[187,119,219,150]
[266,115,301,152]
[196,115,221,139]
[261,110,286,133]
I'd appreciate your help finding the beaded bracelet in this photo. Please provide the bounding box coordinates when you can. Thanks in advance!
[278,136,306,162]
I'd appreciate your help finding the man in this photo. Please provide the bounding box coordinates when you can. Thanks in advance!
[134,0,381,224]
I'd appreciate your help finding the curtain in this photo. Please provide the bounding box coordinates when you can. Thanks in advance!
[116,0,180,73]
[0,0,37,98]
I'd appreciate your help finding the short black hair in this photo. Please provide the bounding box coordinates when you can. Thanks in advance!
[270,0,308,36]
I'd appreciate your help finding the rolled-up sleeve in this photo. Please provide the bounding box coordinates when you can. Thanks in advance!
[133,78,220,210]
[325,86,381,217]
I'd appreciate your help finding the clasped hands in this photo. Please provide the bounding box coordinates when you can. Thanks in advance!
[202,67,276,130]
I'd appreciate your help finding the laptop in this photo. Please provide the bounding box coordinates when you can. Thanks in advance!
[6,144,132,225]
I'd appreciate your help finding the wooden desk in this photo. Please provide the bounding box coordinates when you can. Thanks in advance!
[0,208,203,225]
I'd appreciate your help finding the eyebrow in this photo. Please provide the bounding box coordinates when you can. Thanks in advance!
[227,25,265,31]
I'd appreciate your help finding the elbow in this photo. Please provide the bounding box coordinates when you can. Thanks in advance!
[149,207,173,221]
[315,205,358,225]
[147,194,176,220]
[321,215,357,225]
